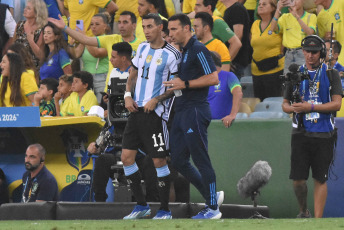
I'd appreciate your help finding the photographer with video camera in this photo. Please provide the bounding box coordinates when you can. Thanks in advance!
[282,35,342,218]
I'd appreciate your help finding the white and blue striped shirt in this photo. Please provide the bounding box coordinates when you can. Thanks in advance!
[132,41,181,121]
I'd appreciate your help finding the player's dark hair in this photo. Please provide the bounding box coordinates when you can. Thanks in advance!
[112,42,133,60]
[168,13,191,31]
[40,78,59,95]
[142,13,163,26]
[195,12,214,31]
[72,71,94,90]
[120,11,137,24]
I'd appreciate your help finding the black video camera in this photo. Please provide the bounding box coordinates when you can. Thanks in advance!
[284,64,310,103]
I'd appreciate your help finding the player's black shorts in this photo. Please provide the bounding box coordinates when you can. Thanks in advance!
[122,109,169,159]
[289,133,335,183]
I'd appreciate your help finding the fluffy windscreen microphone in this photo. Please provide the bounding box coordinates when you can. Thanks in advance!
[288,63,300,74]
[237,161,272,199]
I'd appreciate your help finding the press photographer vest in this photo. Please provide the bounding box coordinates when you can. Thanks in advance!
[293,63,335,133]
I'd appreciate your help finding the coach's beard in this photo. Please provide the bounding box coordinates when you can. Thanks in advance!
[25,162,40,171]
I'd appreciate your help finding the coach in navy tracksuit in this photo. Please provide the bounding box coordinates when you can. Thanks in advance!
[165,14,223,219]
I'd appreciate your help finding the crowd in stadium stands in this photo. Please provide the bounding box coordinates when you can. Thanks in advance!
[0,0,343,218]
[0,0,342,113]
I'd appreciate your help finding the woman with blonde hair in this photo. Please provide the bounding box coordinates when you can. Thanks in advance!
[14,0,48,69]
[250,0,285,101]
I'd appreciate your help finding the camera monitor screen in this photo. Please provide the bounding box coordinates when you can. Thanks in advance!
[110,78,127,95]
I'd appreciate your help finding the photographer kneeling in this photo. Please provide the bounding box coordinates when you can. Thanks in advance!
[282,35,342,218]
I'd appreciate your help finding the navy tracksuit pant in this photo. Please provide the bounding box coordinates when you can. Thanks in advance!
[170,105,217,209]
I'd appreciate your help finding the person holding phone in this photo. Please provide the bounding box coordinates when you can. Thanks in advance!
[270,0,316,74]
[63,0,118,40]
[70,13,110,103]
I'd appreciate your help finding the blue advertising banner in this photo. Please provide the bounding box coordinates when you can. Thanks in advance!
[0,107,41,127]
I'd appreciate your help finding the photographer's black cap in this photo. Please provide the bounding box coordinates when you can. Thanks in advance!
[302,36,323,51]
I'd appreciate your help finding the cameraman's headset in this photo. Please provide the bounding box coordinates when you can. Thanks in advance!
[301,35,327,59]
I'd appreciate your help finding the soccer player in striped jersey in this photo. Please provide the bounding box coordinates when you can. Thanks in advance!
[122,13,181,220]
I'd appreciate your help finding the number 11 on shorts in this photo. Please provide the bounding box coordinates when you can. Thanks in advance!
[152,133,165,147]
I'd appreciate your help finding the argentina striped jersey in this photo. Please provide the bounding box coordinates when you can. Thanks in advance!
[132,41,182,120]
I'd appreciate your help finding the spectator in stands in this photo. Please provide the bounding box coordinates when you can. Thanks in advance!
[282,35,342,218]
[325,40,344,76]
[64,71,98,116]
[251,0,285,101]
[22,144,58,202]
[208,51,242,126]
[0,3,16,57]
[315,0,344,66]
[33,78,58,116]
[194,0,242,64]
[70,13,110,103]
[0,168,9,205]
[39,22,72,81]
[14,0,48,68]
[43,0,64,20]
[270,0,316,74]
[221,0,251,78]
[0,52,38,107]
[48,11,143,92]
[135,0,168,42]
[111,0,139,34]
[7,43,39,85]
[194,12,231,72]
[63,0,117,40]
[54,74,72,116]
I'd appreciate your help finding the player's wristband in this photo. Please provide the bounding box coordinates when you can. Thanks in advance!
[124,91,132,99]
[311,103,314,112]
[63,25,68,32]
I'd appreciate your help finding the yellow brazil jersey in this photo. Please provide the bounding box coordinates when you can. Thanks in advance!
[60,96,72,116]
[97,34,143,91]
[165,0,175,18]
[113,0,139,22]
[215,1,226,17]
[251,20,285,76]
[66,90,98,116]
[278,11,317,49]
[205,38,231,64]
[244,0,257,11]
[183,0,196,14]
[135,14,168,43]
[317,0,344,65]
[0,71,38,107]
[64,0,111,38]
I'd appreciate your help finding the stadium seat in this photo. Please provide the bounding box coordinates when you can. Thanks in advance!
[263,97,284,103]
[242,97,261,111]
[249,111,289,119]
[236,113,249,119]
[240,76,254,98]
[254,101,283,112]
[239,102,252,115]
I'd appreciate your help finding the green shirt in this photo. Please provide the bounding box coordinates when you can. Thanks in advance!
[40,99,56,116]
